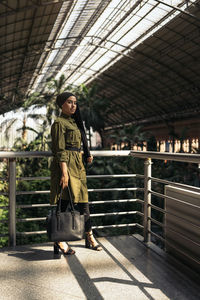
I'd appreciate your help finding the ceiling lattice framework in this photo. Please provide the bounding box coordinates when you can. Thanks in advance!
[0,0,200,128]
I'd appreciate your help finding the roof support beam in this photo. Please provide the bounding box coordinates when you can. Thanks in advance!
[14,9,37,98]
[51,0,143,82]
[153,0,200,21]
[0,1,67,17]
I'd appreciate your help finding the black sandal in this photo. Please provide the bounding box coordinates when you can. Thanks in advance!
[85,232,102,251]
[54,242,75,256]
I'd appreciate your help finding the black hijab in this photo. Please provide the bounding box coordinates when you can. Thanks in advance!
[56,92,75,108]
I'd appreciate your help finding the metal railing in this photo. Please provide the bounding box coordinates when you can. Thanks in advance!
[0,150,200,270]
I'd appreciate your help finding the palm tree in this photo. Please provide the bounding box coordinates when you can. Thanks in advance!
[29,75,73,127]
[76,84,111,148]
[124,124,146,149]
[0,113,35,147]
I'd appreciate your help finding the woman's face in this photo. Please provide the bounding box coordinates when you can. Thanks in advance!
[62,96,77,115]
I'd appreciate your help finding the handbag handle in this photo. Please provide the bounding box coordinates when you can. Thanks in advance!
[57,186,75,214]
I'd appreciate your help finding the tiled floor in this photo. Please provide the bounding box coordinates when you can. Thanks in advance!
[0,235,199,300]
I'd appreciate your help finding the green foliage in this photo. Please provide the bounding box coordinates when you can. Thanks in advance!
[76,84,111,148]
[87,156,144,237]
[110,124,147,150]
[0,138,52,247]
[14,154,51,246]
[0,168,9,247]
[0,194,9,247]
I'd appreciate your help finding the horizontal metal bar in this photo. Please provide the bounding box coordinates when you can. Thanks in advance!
[136,223,144,229]
[89,199,143,204]
[88,187,143,192]
[17,204,54,208]
[0,150,131,159]
[17,211,138,222]
[1,150,199,164]
[151,190,200,210]
[149,217,164,228]
[149,230,200,265]
[150,203,165,214]
[17,176,50,181]
[17,222,139,235]
[150,177,200,193]
[91,150,131,157]
[16,187,143,195]
[87,174,144,179]
[17,217,46,222]
[92,223,138,229]
[16,174,144,181]
[149,230,164,243]
[91,211,137,217]
[0,151,52,159]
[17,230,47,235]
[16,199,142,208]
[16,190,50,195]
[130,151,200,164]
[136,211,144,217]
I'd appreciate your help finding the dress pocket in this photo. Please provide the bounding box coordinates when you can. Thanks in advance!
[65,130,74,142]
[65,129,81,143]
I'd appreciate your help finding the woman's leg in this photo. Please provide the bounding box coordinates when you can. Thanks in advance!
[77,202,92,232]
[77,203,102,251]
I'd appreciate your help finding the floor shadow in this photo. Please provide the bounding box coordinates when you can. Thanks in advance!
[95,238,155,300]
[6,242,85,261]
[105,235,200,300]
[66,254,104,300]
[7,248,54,261]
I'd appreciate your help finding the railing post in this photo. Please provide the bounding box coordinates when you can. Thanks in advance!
[9,158,16,247]
[143,158,152,243]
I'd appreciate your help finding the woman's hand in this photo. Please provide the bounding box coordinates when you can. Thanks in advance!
[87,155,93,164]
[59,162,69,189]
[60,173,69,189]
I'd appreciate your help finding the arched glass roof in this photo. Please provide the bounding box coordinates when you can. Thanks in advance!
[0,0,200,127]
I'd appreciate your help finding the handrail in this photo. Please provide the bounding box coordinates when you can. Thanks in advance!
[150,176,200,193]
[1,150,200,162]
[130,150,200,164]
[0,150,130,158]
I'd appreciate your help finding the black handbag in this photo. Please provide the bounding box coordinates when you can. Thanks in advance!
[46,187,85,242]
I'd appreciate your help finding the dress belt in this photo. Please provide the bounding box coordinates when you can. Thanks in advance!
[66,147,81,152]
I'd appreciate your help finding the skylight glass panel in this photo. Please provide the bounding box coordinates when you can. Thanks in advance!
[87,0,124,36]
[59,0,88,40]
[32,0,196,90]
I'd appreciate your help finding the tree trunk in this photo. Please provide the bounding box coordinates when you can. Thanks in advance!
[22,116,27,141]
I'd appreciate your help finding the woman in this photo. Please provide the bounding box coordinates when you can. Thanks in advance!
[50,92,102,256]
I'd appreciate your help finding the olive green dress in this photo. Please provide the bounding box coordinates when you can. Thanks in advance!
[50,113,88,205]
